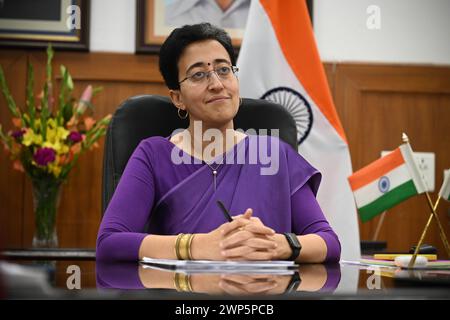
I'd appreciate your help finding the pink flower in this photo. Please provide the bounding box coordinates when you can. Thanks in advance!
[76,85,93,115]
[80,85,93,102]
[33,147,56,166]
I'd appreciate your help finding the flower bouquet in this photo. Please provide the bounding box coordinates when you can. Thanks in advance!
[0,45,111,247]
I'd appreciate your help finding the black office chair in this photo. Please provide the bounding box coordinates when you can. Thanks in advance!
[102,95,297,213]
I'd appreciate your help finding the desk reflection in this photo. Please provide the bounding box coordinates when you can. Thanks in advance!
[96,261,341,296]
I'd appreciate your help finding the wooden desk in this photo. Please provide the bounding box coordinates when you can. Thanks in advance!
[1,256,449,299]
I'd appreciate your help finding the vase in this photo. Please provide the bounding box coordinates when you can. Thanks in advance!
[31,177,63,248]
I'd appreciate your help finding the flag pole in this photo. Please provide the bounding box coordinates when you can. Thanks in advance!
[408,196,442,268]
[372,211,386,241]
[423,192,450,256]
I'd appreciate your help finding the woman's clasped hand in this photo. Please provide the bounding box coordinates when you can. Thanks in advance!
[204,208,279,261]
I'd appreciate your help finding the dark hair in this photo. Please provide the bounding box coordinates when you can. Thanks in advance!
[158,23,236,90]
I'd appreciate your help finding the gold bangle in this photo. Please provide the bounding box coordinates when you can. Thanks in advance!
[175,233,184,260]
[178,234,186,260]
[179,233,190,260]
[185,274,193,292]
[173,272,182,291]
[174,273,192,292]
[187,234,195,260]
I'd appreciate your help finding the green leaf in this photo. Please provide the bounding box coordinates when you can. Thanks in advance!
[66,71,74,91]
[62,101,74,123]
[85,101,95,111]
[40,43,54,139]
[46,43,54,81]
[58,65,69,126]
[26,62,36,130]
[40,82,49,139]
[91,86,103,97]
[0,124,12,150]
[0,65,20,118]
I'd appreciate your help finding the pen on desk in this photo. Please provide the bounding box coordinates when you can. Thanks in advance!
[217,200,233,222]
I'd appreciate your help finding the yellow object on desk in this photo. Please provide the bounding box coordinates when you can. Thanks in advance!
[373,254,437,261]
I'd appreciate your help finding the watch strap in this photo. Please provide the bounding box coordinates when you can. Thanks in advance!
[285,271,301,293]
[284,232,301,261]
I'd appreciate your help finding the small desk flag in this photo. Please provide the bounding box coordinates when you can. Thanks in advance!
[348,143,427,222]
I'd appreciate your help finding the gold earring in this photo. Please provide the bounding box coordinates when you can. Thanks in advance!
[177,108,188,119]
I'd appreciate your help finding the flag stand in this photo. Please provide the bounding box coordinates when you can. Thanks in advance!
[403,134,450,268]
[409,197,441,266]
[409,194,450,268]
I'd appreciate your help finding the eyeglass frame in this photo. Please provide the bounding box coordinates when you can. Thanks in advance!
[178,65,239,85]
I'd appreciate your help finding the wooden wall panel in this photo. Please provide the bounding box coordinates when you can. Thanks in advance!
[0,51,27,248]
[334,64,450,255]
[1,49,449,258]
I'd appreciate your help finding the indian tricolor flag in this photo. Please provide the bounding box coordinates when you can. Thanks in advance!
[438,169,450,202]
[348,143,427,223]
[238,0,360,260]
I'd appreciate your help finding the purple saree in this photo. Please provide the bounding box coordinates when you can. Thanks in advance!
[97,135,341,262]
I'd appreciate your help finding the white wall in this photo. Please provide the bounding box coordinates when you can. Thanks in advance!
[89,0,450,65]
[313,0,450,65]
[90,0,136,53]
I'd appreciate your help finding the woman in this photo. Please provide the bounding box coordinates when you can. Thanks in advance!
[97,23,341,263]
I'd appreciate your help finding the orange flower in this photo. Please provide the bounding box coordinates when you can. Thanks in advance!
[13,160,24,172]
[84,117,96,131]
[68,150,74,163]
[11,141,21,155]
[2,143,10,154]
[58,154,66,165]
[90,142,99,150]
[70,142,82,155]
[12,118,22,128]
[59,152,74,165]
[66,115,77,129]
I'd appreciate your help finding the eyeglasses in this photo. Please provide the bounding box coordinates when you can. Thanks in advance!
[179,65,239,85]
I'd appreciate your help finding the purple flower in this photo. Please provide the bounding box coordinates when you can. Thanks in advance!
[68,131,83,143]
[33,147,56,166]
[11,129,25,140]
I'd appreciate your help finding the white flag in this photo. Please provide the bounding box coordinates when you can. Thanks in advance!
[439,169,450,201]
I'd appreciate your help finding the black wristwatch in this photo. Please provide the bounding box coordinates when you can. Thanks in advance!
[285,271,301,294]
[284,233,302,261]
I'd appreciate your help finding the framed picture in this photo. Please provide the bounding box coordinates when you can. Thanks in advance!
[0,0,89,50]
[136,0,313,54]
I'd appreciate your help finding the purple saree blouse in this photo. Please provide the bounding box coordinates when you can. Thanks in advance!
[97,135,341,262]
